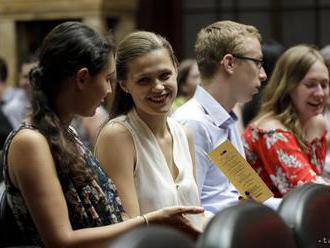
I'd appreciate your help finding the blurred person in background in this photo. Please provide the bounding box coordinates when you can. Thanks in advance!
[2,55,38,129]
[0,56,21,106]
[0,57,16,149]
[172,59,200,111]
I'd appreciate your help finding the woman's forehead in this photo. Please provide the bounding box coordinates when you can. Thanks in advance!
[127,49,175,77]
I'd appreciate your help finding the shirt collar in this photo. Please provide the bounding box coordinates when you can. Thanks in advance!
[194,86,237,127]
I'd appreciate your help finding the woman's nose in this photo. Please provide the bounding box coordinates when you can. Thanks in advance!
[106,82,112,95]
[314,84,325,97]
[152,79,165,91]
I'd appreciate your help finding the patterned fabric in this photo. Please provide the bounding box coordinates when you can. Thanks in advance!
[2,123,124,247]
[242,126,328,197]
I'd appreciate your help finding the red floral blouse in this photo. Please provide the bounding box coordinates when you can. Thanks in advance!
[242,126,328,197]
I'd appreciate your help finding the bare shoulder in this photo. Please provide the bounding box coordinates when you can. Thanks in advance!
[97,121,133,143]
[10,128,49,153]
[95,121,135,157]
[253,116,286,131]
[95,120,136,177]
[306,114,327,130]
[304,114,327,141]
[8,128,55,188]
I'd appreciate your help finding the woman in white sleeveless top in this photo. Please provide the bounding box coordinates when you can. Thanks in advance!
[95,31,204,230]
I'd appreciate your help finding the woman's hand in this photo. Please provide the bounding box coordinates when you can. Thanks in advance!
[144,206,204,240]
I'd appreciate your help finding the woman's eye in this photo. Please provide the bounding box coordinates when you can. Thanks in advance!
[321,82,329,89]
[107,72,116,83]
[138,77,150,85]
[304,83,314,88]
[160,73,171,81]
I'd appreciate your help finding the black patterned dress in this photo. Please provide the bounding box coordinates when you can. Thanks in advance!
[2,123,125,247]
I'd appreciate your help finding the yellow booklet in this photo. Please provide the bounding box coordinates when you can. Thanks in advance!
[208,140,273,202]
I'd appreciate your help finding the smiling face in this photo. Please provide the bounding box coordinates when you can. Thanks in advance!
[232,37,267,103]
[290,60,329,123]
[122,48,177,118]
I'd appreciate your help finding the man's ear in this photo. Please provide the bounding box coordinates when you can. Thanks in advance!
[221,54,235,74]
[75,68,90,90]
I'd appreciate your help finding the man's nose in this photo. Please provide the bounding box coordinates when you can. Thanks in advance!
[259,66,267,82]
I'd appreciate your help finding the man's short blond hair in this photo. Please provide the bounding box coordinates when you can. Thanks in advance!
[194,20,261,79]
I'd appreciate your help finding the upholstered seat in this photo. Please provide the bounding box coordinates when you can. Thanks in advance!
[0,181,9,246]
[0,150,3,182]
[110,225,196,248]
[197,201,296,248]
[278,183,330,248]
[0,181,29,246]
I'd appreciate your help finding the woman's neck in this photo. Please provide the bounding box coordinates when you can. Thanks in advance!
[54,91,75,126]
[135,108,168,138]
[55,106,74,127]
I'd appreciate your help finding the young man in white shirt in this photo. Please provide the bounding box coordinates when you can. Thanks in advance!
[173,20,279,213]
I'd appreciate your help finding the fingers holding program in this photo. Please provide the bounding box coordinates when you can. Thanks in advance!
[238,191,257,202]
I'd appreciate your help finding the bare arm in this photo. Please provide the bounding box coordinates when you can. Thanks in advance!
[94,122,141,218]
[8,129,204,247]
[7,129,147,248]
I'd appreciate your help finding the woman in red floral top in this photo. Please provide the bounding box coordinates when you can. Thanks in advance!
[242,45,329,197]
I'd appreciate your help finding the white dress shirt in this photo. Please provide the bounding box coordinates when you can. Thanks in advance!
[172,86,280,213]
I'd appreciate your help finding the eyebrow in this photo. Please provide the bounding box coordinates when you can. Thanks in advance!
[303,77,329,82]
[135,68,172,78]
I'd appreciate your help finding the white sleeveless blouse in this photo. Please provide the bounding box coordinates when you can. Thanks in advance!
[109,109,201,216]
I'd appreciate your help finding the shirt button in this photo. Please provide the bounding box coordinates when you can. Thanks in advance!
[176,185,179,189]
